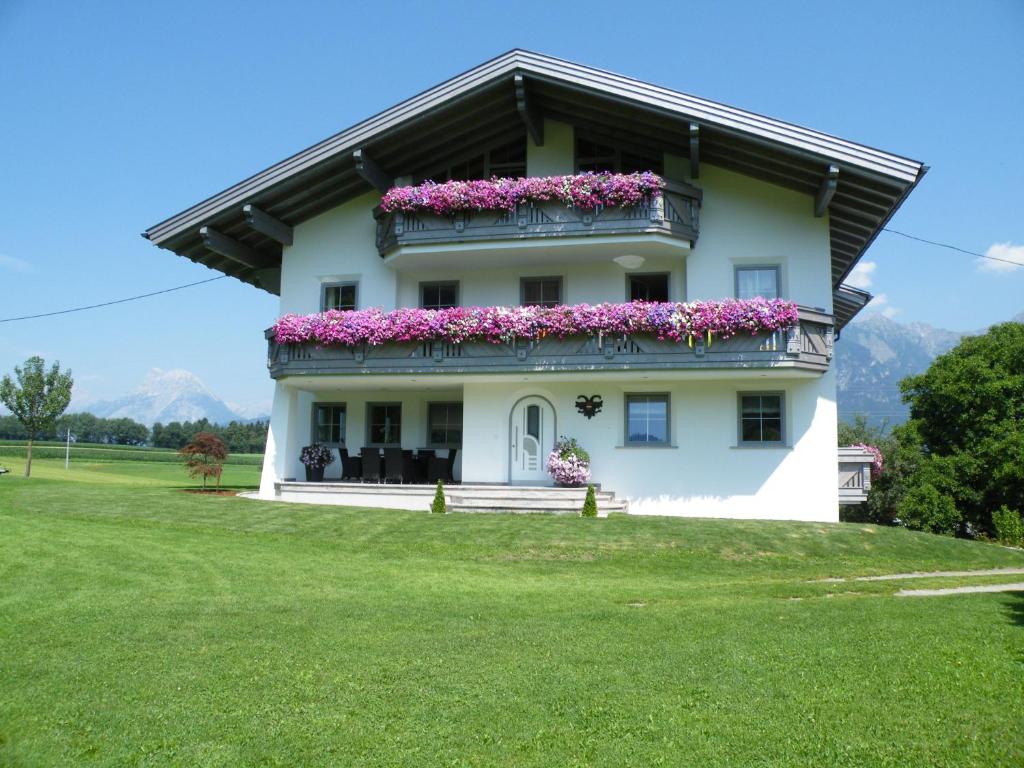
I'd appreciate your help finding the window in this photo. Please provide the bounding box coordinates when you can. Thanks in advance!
[414,138,526,183]
[321,282,357,311]
[575,133,663,174]
[428,402,463,448]
[312,403,346,445]
[628,273,670,302]
[625,394,670,445]
[738,393,785,446]
[367,403,402,446]
[521,277,562,307]
[735,266,780,300]
[420,281,459,310]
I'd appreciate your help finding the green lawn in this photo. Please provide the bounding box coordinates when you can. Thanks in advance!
[1,458,1022,766]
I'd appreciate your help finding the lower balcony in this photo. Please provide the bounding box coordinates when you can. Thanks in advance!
[267,307,834,379]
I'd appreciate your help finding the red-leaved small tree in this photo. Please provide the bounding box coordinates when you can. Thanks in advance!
[179,432,229,489]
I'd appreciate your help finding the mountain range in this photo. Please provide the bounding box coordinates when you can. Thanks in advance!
[81,369,268,427]
[836,310,1024,426]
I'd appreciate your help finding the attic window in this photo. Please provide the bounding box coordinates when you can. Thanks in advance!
[415,137,527,183]
[576,134,663,175]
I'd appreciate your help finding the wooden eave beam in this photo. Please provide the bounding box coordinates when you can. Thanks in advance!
[199,226,275,269]
[689,123,700,179]
[815,165,840,217]
[242,204,293,246]
[514,73,544,146]
[353,148,393,193]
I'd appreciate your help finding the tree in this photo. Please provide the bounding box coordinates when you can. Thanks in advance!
[0,357,73,477]
[431,480,447,514]
[179,432,229,489]
[581,484,598,517]
[897,322,1024,534]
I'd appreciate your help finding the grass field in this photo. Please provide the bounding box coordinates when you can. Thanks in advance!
[1,457,1022,766]
[0,440,264,465]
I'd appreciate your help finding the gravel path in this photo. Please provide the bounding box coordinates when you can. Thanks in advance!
[815,567,1024,583]
[897,582,1024,597]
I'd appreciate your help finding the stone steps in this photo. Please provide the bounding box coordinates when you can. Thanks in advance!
[447,486,626,515]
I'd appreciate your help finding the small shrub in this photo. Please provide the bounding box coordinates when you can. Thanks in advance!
[431,480,447,514]
[581,485,598,517]
[992,505,1023,546]
[897,483,960,535]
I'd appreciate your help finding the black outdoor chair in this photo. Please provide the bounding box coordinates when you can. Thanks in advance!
[427,448,458,484]
[383,447,404,483]
[339,447,362,481]
[415,450,435,483]
[360,447,382,483]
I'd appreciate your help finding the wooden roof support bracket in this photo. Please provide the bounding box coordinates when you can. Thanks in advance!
[353,149,394,193]
[689,123,700,179]
[815,165,840,217]
[514,73,543,146]
[242,204,293,246]
[199,226,274,269]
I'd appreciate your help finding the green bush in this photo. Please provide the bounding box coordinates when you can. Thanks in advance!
[431,480,447,514]
[581,485,598,517]
[896,483,960,535]
[991,505,1023,546]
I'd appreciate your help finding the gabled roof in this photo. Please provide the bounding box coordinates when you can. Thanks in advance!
[143,49,926,310]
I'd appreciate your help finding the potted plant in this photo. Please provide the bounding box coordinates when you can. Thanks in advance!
[299,443,335,482]
[547,436,591,487]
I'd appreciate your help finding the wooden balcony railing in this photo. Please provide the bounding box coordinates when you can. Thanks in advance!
[267,307,833,379]
[374,180,702,257]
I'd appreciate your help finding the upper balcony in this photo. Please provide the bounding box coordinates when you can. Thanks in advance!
[266,302,833,380]
[373,175,701,269]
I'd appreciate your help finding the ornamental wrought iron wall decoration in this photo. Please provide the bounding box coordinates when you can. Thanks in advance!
[575,395,603,419]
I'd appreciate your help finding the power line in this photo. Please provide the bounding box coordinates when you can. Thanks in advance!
[0,275,228,323]
[0,228,1015,325]
[883,228,1022,268]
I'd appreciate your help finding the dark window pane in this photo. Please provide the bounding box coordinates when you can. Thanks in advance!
[629,274,669,302]
[522,278,561,307]
[739,394,783,444]
[428,403,463,447]
[323,283,357,311]
[369,404,401,445]
[421,282,458,310]
[314,404,346,444]
[526,405,540,440]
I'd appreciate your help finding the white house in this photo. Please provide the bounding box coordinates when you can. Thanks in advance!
[144,51,923,521]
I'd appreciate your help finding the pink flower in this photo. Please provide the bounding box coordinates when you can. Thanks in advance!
[272,299,801,348]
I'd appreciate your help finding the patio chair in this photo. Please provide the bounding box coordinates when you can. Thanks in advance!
[383,447,404,483]
[360,447,381,483]
[339,447,362,481]
[427,449,457,484]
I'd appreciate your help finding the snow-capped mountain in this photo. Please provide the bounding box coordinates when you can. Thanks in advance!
[83,369,266,426]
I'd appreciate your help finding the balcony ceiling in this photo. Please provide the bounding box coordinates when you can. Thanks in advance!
[143,49,926,326]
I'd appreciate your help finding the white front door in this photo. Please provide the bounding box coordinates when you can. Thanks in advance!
[509,396,555,484]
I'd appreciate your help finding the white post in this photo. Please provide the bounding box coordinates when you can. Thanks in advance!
[65,428,71,470]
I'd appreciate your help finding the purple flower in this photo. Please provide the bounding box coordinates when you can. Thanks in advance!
[272,299,801,348]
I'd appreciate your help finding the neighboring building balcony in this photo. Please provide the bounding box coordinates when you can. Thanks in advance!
[266,305,833,380]
[373,177,701,268]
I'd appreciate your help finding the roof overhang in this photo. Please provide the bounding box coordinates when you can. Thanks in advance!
[833,284,873,331]
[143,50,927,296]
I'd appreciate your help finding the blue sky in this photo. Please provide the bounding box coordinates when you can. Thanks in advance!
[1,0,1021,413]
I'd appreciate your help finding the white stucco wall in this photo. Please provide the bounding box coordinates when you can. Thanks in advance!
[462,374,839,521]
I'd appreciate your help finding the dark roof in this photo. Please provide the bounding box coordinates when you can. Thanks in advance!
[143,49,927,304]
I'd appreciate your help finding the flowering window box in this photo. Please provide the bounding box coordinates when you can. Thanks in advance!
[266,301,834,378]
[373,172,702,257]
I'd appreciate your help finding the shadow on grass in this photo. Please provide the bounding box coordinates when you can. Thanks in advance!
[1004,591,1024,629]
